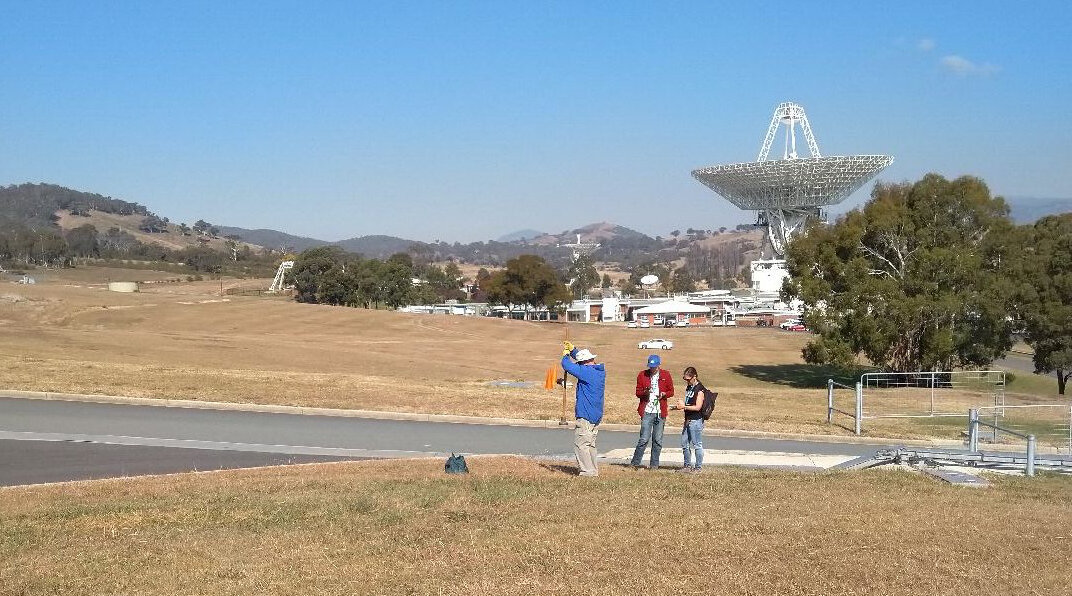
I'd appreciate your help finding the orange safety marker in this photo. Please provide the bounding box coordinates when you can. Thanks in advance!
[544,365,557,391]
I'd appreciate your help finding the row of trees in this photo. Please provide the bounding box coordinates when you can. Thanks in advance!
[289,246,579,317]
[784,173,1071,394]
[288,246,469,308]
[0,220,268,275]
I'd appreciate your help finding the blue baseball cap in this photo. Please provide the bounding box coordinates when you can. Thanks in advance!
[647,354,661,367]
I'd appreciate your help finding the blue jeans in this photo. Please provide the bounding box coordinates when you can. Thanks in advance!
[631,412,665,468]
[681,419,704,469]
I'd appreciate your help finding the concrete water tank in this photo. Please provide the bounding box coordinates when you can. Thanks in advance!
[107,282,139,293]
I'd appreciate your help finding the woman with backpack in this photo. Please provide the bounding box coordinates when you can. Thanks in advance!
[672,366,713,474]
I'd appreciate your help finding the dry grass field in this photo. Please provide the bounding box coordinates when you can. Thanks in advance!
[0,266,1064,440]
[1,457,1069,596]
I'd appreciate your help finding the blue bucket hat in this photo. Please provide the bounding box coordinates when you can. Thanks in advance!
[647,354,661,367]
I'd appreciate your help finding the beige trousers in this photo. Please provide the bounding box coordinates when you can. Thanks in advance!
[574,418,600,476]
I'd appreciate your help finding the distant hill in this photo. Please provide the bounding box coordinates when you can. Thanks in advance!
[527,222,654,245]
[0,183,150,228]
[1006,197,1072,224]
[334,235,426,258]
[0,183,755,279]
[497,229,545,243]
[215,226,329,252]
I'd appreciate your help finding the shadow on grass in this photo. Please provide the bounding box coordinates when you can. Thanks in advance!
[537,462,579,476]
[730,363,866,389]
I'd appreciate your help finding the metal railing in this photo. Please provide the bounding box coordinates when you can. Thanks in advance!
[968,408,1036,477]
[827,379,862,436]
[859,370,1006,419]
[972,404,1072,454]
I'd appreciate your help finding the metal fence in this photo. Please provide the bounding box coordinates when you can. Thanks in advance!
[859,371,1006,419]
[972,404,1072,454]
[826,379,862,435]
[967,408,1037,476]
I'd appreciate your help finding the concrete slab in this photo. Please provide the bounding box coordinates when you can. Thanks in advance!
[922,467,992,487]
[601,448,858,470]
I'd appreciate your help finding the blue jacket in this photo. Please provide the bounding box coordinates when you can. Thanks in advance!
[561,349,606,425]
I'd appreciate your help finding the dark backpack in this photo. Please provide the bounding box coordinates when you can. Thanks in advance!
[699,389,718,421]
[445,453,469,474]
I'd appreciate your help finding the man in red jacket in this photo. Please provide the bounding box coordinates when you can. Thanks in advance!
[629,353,675,469]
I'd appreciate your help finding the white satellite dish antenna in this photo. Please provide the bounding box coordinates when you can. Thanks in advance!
[640,274,659,286]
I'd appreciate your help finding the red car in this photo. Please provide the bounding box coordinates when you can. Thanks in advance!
[785,323,808,332]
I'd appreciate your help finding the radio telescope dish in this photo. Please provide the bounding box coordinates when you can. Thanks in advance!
[691,101,893,257]
[640,274,659,286]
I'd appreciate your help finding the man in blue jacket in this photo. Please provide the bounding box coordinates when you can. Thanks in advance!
[561,341,606,477]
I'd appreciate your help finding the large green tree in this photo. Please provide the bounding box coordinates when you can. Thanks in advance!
[486,255,571,316]
[380,258,415,308]
[290,246,350,303]
[668,267,697,293]
[64,224,99,257]
[353,259,385,308]
[783,174,1017,372]
[566,254,600,298]
[1013,213,1072,394]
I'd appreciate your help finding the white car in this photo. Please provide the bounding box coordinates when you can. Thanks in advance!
[638,338,673,350]
[639,321,651,328]
[627,321,638,328]
[779,319,803,330]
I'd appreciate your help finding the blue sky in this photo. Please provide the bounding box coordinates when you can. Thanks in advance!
[1,1,1069,242]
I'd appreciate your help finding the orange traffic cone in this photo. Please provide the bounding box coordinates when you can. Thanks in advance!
[544,365,557,391]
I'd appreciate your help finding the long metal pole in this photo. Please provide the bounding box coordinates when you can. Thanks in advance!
[827,379,834,424]
[854,382,863,436]
[968,408,979,452]
[930,371,935,416]
[559,322,570,426]
[1026,435,1036,477]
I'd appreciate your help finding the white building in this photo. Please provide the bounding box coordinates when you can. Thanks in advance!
[750,259,790,294]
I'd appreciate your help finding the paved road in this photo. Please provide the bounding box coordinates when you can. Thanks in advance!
[0,397,892,486]
[0,439,355,487]
[995,352,1038,374]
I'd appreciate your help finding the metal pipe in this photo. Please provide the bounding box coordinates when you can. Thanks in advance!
[855,382,863,436]
[827,379,834,423]
[930,371,935,416]
[1026,435,1036,477]
[968,408,979,452]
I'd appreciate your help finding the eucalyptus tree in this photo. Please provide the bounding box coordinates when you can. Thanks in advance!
[1013,213,1072,394]
[783,174,1017,372]
[485,255,572,317]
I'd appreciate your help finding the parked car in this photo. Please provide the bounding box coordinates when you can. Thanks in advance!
[675,320,689,327]
[639,321,651,328]
[627,321,638,328]
[779,319,803,330]
[653,316,664,325]
[638,338,674,350]
[785,323,808,332]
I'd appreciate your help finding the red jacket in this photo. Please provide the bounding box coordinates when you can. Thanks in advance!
[635,369,675,417]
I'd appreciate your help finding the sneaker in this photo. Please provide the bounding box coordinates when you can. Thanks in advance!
[691,466,702,473]
[676,467,693,474]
